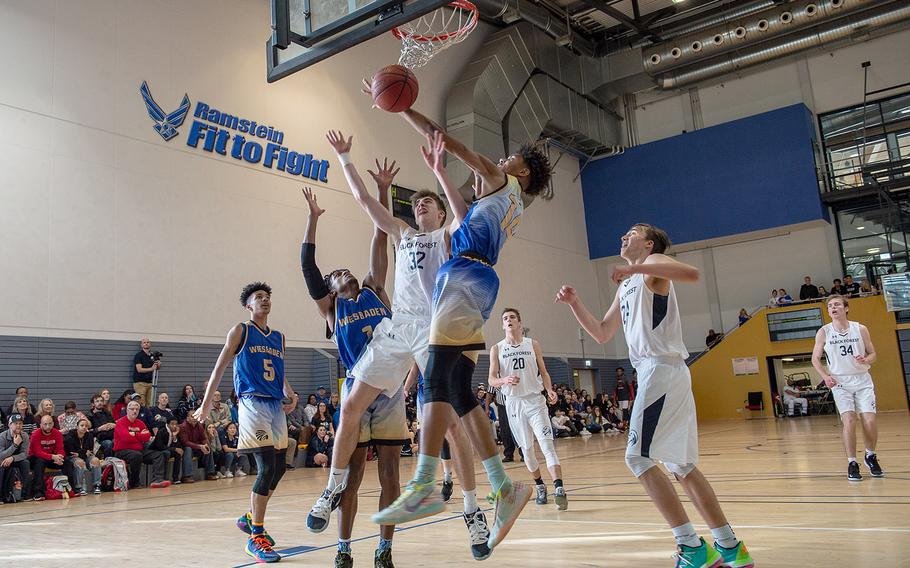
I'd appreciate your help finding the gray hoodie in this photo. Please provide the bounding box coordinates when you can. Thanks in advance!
[0,428,29,462]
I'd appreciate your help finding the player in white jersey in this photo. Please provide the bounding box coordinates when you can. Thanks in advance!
[308,130,491,561]
[557,224,753,568]
[811,294,884,481]
[489,308,567,511]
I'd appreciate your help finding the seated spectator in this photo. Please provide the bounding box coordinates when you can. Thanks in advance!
[88,393,116,457]
[551,409,577,438]
[175,384,201,423]
[568,408,587,436]
[799,276,820,300]
[777,289,793,305]
[149,392,175,434]
[817,285,828,297]
[207,391,232,432]
[302,394,318,424]
[227,390,239,424]
[28,415,66,501]
[315,385,330,406]
[111,390,133,422]
[57,401,87,435]
[830,278,847,296]
[36,398,60,430]
[875,276,883,292]
[220,422,248,477]
[0,414,30,502]
[584,406,603,434]
[7,386,37,416]
[860,278,876,295]
[149,417,183,483]
[64,418,102,495]
[782,379,809,417]
[99,388,113,414]
[13,396,38,436]
[738,309,751,326]
[178,412,216,483]
[305,425,333,467]
[206,423,225,478]
[605,400,625,430]
[310,402,334,436]
[843,275,861,296]
[706,329,723,348]
[328,392,341,418]
[768,289,779,307]
[285,401,311,469]
[114,401,170,489]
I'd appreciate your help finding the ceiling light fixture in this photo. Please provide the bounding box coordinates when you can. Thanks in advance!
[867,247,881,253]
[856,226,865,230]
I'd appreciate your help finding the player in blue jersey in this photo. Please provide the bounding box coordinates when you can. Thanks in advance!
[299,182,405,568]
[195,282,298,564]
[369,101,552,554]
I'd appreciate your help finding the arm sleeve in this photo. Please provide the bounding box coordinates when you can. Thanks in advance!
[301,243,330,300]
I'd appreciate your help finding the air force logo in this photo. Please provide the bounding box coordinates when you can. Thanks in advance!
[140,81,190,141]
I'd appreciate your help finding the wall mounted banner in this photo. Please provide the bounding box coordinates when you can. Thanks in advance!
[732,357,759,376]
[139,81,329,182]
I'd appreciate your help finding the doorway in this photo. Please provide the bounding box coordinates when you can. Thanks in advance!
[574,369,597,395]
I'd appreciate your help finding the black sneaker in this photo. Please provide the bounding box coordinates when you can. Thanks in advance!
[848,461,862,482]
[463,508,491,561]
[864,453,884,477]
[501,455,514,463]
[335,551,353,568]
[374,548,394,568]
[441,479,454,503]
[400,447,413,457]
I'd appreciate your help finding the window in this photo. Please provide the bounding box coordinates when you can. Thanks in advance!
[767,308,823,342]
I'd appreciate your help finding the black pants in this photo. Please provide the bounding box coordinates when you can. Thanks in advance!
[0,460,30,501]
[115,449,165,487]
[498,399,517,459]
[29,456,72,497]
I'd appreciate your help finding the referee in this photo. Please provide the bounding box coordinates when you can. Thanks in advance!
[485,383,517,462]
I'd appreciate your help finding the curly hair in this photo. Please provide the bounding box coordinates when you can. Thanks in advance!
[240,281,272,307]
[518,143,553,200]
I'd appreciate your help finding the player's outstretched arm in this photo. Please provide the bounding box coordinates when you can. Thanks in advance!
[556,285,622,345]
[325,130,410,239]
[421,131,468,229]
[195,324,244,421]
[811,328,836,387]
[613,254,699,291]
[300,187,335,329]
[363,175,391,306]
[533,339,557,402]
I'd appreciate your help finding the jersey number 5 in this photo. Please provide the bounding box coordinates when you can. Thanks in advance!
[263,359,275,382]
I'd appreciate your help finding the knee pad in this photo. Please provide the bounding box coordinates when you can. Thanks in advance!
[440,439,451,461]
[664,462,696,479]
[538,438,561,468]
[523,447,539,472]
[252,448,276,496]
[269,451,287,491]
[625,454,657,478]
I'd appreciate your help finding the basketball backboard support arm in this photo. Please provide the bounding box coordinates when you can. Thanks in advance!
[267,0,450,83]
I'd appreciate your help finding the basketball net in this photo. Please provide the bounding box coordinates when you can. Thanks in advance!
[393,0,478,69]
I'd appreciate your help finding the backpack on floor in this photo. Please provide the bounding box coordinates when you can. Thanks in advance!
[99,457,129,492]
[45,475,74,500]
[3,466,23,503]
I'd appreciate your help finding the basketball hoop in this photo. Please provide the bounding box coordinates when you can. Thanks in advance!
[392,0,479,69]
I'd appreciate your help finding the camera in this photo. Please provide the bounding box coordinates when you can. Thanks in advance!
[151,351,164,362]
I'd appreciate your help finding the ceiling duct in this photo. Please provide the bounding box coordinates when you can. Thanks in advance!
[657,0,910,89]
[444,22,622,200]
[473,0,597,56]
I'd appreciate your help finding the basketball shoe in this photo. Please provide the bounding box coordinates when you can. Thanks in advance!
[371,481,444,524]
[237,512,275,547]
[674,538,722,568]
[246,535,280,563]
[488,481,531,549]
[713,541,754,568]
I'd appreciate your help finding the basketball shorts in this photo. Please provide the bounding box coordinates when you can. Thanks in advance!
[342,376,408,446]
[506,394,553,449]
[430,256,499,351]
[831,373,876,414]
[626,356,698,466]
[352,316,429,397]
[238,395,289,453]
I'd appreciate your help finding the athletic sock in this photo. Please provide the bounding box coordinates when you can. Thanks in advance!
[865,449,875,457]
[848,456,857,465]
[463,489,478,514]
[534,477,545,486]
[251,521,265,536]
[378,537,393,552]
[554,478,564,489]
[415,454,439,485]
[671,523,701,548]
[444,470,453,483]
[481,455,511,494]
[338,539,351,554]
[710,524,739,549]
[327,467,349,492]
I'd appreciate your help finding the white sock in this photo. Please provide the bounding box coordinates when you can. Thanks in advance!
[463,489,478,514]
[327,467,349,492]
[848,457,857,465]
[710,524,738,549]
[444,470,453,483]
[865,449,875,457]
[671,523,701,548]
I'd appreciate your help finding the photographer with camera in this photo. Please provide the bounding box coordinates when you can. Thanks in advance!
[133,337,162,406]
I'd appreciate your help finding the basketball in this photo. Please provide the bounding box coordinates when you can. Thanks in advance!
[371,64,418,113]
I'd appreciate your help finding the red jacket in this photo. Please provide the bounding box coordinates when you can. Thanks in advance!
[28,428,64,460]
[113,416,151,452]
[179,421,207,450]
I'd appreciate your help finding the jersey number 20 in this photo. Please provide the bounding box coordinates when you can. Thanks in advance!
[511,358,526,370]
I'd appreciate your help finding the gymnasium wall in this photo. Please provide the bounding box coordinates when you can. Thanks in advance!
[0,0,611,382]
[688,296,910,421]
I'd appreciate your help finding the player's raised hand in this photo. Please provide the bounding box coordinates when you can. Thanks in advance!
[420,130,446,173]
[555,285,578,306]
[302,187,325,217]
[361,78,379,109]
[367,157,400,188]
[326,130,353,154]
[611,264,635,284]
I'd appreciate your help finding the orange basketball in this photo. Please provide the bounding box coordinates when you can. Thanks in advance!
[371,64,419,113]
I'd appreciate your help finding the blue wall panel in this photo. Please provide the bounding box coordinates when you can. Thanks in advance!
[582,104,827,259]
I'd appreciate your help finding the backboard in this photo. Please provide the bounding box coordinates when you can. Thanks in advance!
[267,0,450,82]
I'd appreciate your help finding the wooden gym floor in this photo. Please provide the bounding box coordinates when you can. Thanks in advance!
[4,412,909,567]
